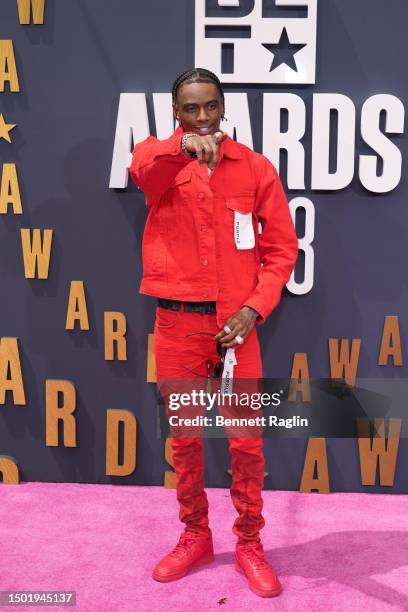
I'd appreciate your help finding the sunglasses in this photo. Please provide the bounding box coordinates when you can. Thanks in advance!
[213,341,227,378]
[183,332,227,379]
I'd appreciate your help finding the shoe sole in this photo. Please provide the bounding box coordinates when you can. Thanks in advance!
[152,553,215,583]
[234,562,282,598]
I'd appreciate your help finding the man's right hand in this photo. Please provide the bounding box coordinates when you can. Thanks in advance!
[183,132,227,169]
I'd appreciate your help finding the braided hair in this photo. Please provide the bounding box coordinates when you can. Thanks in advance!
[171,67,225,108]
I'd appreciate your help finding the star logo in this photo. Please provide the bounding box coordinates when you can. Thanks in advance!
[262,27,307,73]
[0,114,17,143]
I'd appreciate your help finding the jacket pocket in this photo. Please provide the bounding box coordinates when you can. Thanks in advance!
[155,307,179,329]
[169,169,193,188]
[226,196,255,250]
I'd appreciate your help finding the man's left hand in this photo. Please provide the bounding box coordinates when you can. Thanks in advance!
[215,306,259,348]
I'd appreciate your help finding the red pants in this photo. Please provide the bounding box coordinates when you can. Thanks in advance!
[154,305,266,544]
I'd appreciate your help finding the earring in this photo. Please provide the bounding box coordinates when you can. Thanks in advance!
[221,115,228,122]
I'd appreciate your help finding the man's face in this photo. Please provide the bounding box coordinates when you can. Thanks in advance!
[174,81,224,136]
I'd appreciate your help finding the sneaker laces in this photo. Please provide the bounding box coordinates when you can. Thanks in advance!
[239,543,268,570]
[169,532,203,559]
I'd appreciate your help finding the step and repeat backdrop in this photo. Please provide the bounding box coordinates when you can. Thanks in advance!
[1,0,407,492]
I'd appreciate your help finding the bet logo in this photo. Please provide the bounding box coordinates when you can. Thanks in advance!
[195,0,317,84]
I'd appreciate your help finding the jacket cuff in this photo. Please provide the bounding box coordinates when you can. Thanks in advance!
[152,132,185,158]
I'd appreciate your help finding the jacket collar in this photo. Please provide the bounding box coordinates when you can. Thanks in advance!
[174,126,242,160]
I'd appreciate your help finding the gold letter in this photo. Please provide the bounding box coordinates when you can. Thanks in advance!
[16,0,45,24]
[288,352,310,401]
[378,315,403,366]
[0,164,22,214]
[45,380,76,447]
[21,228,53,279]
[65,281,90,330]
[147,333,156,382]
[329,338,361,386]
[358,418,401,487]
[300,438,330,493]
[106,409,137,476]
[0,456,20,484]
[104,312,127,360]
[0,40,20,92]
[0,338,26,405]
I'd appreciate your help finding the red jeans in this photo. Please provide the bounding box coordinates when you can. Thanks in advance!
[154,305,266,544]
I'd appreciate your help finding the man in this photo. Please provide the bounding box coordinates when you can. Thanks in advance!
[130,68,298,598]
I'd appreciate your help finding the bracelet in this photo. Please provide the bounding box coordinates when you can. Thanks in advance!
[181,133,197,158]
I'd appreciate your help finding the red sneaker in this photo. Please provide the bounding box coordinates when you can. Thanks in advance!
[235,542,282,598]
[152,530,214,582]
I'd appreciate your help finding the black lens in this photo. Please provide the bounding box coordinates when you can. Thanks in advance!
[217,342,227,358]
[213,362,223,378]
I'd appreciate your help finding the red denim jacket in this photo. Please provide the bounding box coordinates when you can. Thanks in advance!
[130,127,298,327]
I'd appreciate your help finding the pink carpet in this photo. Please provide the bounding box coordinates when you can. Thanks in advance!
[1,483,408,611]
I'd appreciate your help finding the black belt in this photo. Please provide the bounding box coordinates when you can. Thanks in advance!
[157,298,216,314]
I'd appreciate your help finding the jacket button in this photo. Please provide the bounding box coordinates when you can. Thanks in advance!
[202,292,208,298]
[197,192,205,200]
[202,259,208,266]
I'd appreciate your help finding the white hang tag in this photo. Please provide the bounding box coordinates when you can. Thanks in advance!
[234,211,255,250]
[221,348,237,396]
